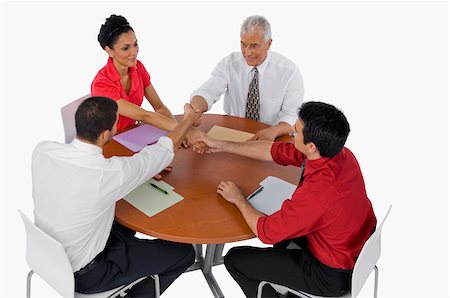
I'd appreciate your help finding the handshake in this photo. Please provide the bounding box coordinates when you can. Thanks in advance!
[180,103,219,153]
[182,103,202,127]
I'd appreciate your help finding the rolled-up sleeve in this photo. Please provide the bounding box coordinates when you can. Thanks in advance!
[257,188,323,244]
[110,136,174,200]
[271,142,305,167]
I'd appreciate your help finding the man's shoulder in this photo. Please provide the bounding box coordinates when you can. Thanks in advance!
[33,141,67,159]
[268,51,299,70]
[220,52,245,65]
[34,140,63,150]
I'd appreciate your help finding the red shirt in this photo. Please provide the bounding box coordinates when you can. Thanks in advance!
[91,58,151,131]
[257,142,377,270]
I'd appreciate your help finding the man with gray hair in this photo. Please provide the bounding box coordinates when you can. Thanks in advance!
[190,15,304,141]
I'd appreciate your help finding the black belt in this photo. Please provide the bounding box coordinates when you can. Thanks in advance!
[74,251,104,277]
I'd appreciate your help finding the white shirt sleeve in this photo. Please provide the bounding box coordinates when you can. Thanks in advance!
[276,67,305,125]
[191,56,229,111]
[108,136,175,200]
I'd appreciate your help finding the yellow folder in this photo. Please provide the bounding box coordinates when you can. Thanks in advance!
[124,178,183,217]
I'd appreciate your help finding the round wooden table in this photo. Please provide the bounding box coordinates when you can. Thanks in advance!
[103,114,299,297]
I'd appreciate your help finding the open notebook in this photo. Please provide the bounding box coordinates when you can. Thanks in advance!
[247,176,297,215]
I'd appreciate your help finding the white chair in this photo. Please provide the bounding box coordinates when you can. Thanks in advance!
[19,210,160,298]
[257,205,392,298]
[61,94,91,143]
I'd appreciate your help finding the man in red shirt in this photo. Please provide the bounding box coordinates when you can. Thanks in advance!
[197,101,376,297]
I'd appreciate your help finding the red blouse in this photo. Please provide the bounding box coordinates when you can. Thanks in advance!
[257,142,377,270]
[91,58,151,131]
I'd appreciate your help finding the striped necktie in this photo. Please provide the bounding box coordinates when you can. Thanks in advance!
[245,67,260,121]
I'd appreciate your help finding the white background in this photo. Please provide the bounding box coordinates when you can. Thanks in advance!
[0,1,448,297]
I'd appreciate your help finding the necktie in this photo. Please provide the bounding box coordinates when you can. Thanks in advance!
[298,159,306,185]
[245,67,260,121]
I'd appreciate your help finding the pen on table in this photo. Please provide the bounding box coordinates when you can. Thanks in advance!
[149,182,168,195]
[248,186,264,200]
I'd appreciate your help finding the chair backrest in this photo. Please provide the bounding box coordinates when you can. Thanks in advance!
[19,210,75,298]
[351,205,392,298]
[61,94,91,143]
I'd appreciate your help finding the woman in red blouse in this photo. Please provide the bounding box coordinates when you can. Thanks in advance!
[91,14,177,132]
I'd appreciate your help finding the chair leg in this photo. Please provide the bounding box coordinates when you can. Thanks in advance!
[153,274,160,298]
[26,270,34,298]
[373,265,379,298]
[257,281,268,298]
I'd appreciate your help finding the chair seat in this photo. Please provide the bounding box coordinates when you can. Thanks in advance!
[269,282,351,298]
[75,287,124,298]
[75,276,147,298]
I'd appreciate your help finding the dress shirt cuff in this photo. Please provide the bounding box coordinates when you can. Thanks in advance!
[257,216,274,244]
[190,89,215,111]
[155,136,174,153]
[270,142,283,166]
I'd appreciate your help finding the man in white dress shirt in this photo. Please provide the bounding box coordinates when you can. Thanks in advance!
[32,96,199,296]
[191,15,304,141]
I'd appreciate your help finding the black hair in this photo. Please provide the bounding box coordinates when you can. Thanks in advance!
[298,101,350,158]
[75,96,118,143]
[98,14,134,49]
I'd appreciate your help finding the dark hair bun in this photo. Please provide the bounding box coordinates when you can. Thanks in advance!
[98,14,133,49]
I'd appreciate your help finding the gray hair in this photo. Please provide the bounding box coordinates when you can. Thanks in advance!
[240,15,272,42]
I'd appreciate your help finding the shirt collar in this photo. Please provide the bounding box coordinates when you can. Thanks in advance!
[303,149,346,176]
[71,138,103,155]
[105,58,137,82]
[105,57,121,82]
[245,51,272,76]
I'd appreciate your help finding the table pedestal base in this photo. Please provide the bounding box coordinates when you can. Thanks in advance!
[186,244,225,298]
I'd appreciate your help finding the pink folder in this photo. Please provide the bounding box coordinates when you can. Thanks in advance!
[113,124,168,152]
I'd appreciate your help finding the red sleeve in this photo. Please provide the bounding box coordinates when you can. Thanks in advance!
[257,186,327,244]
[91,76,121,101]
[271,142,305,167]
[136,60,151,88]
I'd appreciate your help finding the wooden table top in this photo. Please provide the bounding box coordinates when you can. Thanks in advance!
[104,114,299,244]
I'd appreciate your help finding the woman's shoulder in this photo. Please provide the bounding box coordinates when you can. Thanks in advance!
[135,59,148,72]
[134,60,151,83]
[93,59,120,83]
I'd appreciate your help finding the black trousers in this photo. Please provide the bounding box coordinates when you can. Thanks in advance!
[75,221,195,297]
[224,238,351,298]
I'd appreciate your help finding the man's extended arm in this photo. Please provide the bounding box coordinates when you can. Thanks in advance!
[197,137,274,161]
[249,122,293,141]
